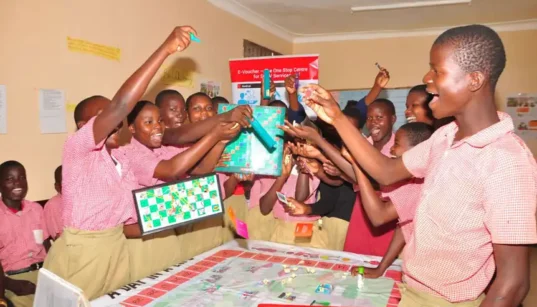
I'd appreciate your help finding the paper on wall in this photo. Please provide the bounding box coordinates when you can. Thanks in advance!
[39,89,67,134]
[67,37,121,61]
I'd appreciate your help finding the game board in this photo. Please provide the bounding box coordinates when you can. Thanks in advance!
[92,240,402,307]
[215,104,285,176]
[133,173,224,236]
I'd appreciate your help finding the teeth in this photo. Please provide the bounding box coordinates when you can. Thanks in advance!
[406,116,416,123]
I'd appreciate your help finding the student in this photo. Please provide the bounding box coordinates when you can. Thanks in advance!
[301,25,537,307]
[44,26,198,299]
[155,89,188,129]
[212,96,229,110]
[347,123,433,278]
[0,161,50,307]
[186,92,216,123]
[43,165,63,240]
[405,84,455,128]
[115,100,239,279]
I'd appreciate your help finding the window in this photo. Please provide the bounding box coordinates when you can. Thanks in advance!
[243,40,282,58]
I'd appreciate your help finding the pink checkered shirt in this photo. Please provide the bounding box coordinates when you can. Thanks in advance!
[353,133,396,192]
[380,178,423,242]
[43,194,63,239]
[114,138,189,187]
[0,200,49,271]
[402,112,537,302]
[62,117,138,230]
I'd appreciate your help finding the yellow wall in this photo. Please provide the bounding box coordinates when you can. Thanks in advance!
[293,29,537,153]
[0,0,292,200]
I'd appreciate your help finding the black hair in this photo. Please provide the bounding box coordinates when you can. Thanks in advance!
[212,96,229,105]
[54,165,62,184]
[186,92,211,109]
[0,160,25,179]
[434,24,506,88]
[370,98,396,116]
[408,84,434,122]
[155,89,184,108]
[127,100,154,126]
[269,100,287,108]
[74,95,107,124]
[345,100,359,109]
[342,107,363,129]
[399,122,434,146]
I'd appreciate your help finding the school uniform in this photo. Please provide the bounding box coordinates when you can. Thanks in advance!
[246,177,278,241]
[0,200,49,307]
[114,138,196,281]
[308,182,356,251]
[399,112,537,306]
[344,133,397,256]
[44,117,138,300]
[43,193,63,240]
[269,172,324,248]
[221,174,249,244]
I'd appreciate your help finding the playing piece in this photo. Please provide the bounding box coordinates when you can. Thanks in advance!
[133,173,224,236]
[276,192,289,205]
[227,207,237,227]
[235,218,249,239]
[294,223,314,238]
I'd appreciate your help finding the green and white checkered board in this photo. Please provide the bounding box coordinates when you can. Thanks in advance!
[215,104,285,176]
[134,174,223,235]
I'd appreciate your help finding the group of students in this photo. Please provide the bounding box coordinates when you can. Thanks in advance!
[0,23,535,307]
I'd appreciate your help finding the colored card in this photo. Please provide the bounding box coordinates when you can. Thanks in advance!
[175,270,199,279]
[122,295,154,306]
[266,256,287,263]
[235,218,249,239]
[163,275,189,285]
[315,262,334,270]
[332,264,351,272]
[276,192,289,205]
[252,253,271,261]
[153,281,180,291]
[196,260,218,268]
[282,258,302,265]
[138,287,166,299]
[186,265,209,273]
[213,250,243,258]
[227,207,237,227]
[238,251,256,258]
[294,223,313,237]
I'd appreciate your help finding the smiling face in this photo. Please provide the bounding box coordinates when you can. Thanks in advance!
[423,43,472,119]
[390,129,413,158]
[366,104,395,143]
[1,165,28,203]
[129,104,164,148]
[159,94,187,128]
[188,95,215,123]
[405,91,433,125]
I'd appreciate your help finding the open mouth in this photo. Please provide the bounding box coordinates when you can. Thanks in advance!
[370,128,381,137]
[12,188,23,196]
[406,116,417,123]
[151,133,163,142]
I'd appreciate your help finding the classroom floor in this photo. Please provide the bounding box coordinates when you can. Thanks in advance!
[524,246,537,305]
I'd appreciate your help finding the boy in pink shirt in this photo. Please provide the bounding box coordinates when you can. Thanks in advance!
[302,25,537,306]
[44,26,199,299]
[43,165,63,240]
[0,161,50,307]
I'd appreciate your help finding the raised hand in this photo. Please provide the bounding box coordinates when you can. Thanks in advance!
[289,142,322,160]
[280,120,322,144]
[222,105,253,128]
[300,84,342,125]
[323,161,342,177]
[214,122,241,142]
[284,197,311,216]
[285,74,297,95]
[162,26,197,54]
[282,145,295,178]
[375,67,390,88]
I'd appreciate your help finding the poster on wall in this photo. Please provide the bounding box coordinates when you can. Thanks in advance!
[505,93,537,145]
[228,54,319,118]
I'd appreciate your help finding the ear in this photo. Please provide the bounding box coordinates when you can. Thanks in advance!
[128,124,136,134]
[76,121,86,130]
[468,71,485,92]
[391,114,397,125]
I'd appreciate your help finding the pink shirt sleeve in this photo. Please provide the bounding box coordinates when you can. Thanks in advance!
[483,150,537,245]
[115,144,161,187]
[381,178,423,224]
[272,174,320,221]
[402,136,434,179]
[64,117,106,156]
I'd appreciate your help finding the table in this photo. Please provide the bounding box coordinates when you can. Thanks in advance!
[92,240,402,307]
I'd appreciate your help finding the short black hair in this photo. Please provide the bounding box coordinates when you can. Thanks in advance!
[155,89,184,108]
[342,107,364,129]
[345,100,359,109]
[186,92,211,109]
[212,96,229,105]
[434,24,506,88]
[370,98,396,116]
[399,122,434,146]
[127,100,154,126]
[74,95,107,123]
[54,165,62,184]
[0,160,25,179]
[269,100,287,108]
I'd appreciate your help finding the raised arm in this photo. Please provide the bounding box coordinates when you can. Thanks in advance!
[364,68,390,105]
[259,149,294,215]
[189,142,227,175]
[163,106,252,145]
[94,26,195,145]
[155,123,239,181]
[300,84,411,185]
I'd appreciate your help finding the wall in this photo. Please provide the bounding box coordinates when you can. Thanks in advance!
[0,0,292,200]
[293,30,537,153]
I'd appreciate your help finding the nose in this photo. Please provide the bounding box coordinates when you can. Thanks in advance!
[390,146,395,156]
[405,108,412,117]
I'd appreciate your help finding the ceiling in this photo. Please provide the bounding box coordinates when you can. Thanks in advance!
[208,0,537,42]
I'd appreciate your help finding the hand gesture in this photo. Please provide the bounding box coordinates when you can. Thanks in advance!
[282,145,295,178]
[280,120,322,144]
[323,161,342,177]
[162,26,197,54]
[299,84,342,125]
[222,105,253,128]
[297,157,320,175]
[375,67,390,88]
[216,154,231,168]
[289,142,322,160]
[261,77,276,99]
[285,74,297,95]
[7,279,36,296]
[214,122,241,142]
[284,197,311,216]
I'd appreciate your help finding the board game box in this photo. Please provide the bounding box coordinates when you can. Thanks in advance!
[132,173,224,236]
[215,104,285,176]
